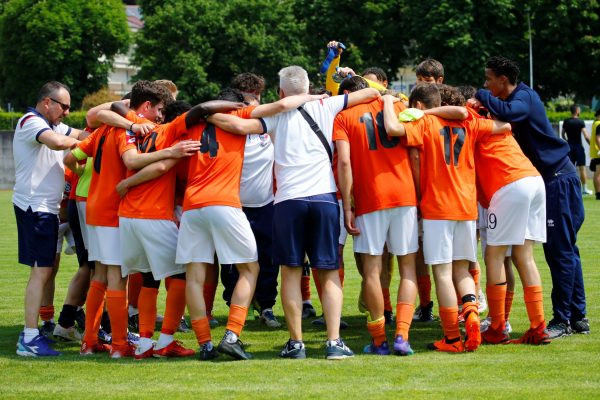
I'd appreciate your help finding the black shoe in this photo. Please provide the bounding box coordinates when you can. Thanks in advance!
[40,321,57,339]
[302,303,316,319]
[384,310,395,326]
[217,334,252,360]
[418,301,435,322]
[279,339,306,359]
[128,314,139,333]
[199,342,219,361]
[546,319,573,339]
[75,308,86,331]
[571,318,590,334]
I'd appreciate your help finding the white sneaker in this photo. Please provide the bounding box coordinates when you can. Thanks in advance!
[53,324,82,342]
[478,289,488,313]
[259,309,282,328]
[583,187,593,195]
[480,316,512,334]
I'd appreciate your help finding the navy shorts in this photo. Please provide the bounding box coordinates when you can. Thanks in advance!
[273,193,339,270]
[568,145,586,166]
[14,204,59,267]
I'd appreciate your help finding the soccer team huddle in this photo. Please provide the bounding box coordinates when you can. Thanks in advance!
[13,41,589,360]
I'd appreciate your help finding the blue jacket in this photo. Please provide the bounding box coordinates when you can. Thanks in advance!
[476,82,569,177]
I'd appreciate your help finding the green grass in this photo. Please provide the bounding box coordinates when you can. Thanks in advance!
[0,190,599,399]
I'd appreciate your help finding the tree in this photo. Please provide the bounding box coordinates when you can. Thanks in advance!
[0,0,130,110]
[134,0,312,103]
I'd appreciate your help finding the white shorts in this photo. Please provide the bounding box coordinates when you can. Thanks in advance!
[422,219,477,265]
[119,217,185,279]
[354,206,419,256]
[338,200,348,246]
[479,224,512,258]
[486,176,546,246]
[77,201,89,250]
[176,206,258,265]
[56,222,75,254]
[88,225,121,265]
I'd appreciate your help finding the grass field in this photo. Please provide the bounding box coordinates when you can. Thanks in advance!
[0,190,598,399]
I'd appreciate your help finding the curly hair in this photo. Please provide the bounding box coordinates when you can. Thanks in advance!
[486,56,520,85]
[437,84,465,106]
[231,72,266,94]
[130,80,173,109]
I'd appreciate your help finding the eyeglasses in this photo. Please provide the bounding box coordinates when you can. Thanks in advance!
[49,98,70,112]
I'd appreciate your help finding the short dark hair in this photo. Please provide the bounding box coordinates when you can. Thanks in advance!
[309,84,331,96]
[130,80,173,109]
[486,56,519,85]
[217,87,245,103]
[37,81,70,103]
[570,104,579,115]
[457,85,477,101]
[361,67,387,83]
[164,100,191,123]
[409,83,441,109]
[437,84,465,106]
[415,59,444,79]
[231,73,265,94]
[338,76,369,95]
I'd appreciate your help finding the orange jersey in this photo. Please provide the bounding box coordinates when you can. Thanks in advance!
[472,108,540,208]
[76,124,137,227]
[333,98,416,216]
[403,114,494,220]
[118,113,189,220]
[183,107,255,211]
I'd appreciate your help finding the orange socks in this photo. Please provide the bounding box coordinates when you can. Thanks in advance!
[367,316,387,346]
[338,267,345,288]
[106,289,128,347]
[524,286,545,328]
[83,280,107,344]
[439,306,460,340]
[469,267,480,287]
[128,273,143,309]
[162,279,187,335]
[311,268,323,301]
[39,305,54,322]
[203,282,217,316]
[395,302,414,339]
[301,274,311,302]
[226,304,248,337]
[191,317,212,345]
[417,275,431,306]
[486,284,507,331]
[382,288,392,313]
[505,290,515,320]
[138,287,158,338]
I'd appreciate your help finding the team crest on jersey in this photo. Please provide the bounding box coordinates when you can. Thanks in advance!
[126,130,137,144]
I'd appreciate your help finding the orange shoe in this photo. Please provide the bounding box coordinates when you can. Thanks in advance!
[464,312,481,352]
[110,343,136,359]
[153,340,195,358]
[427,336,464,353]
[80,341,111,355]
[510,323,551,345]
[481,325,510,344]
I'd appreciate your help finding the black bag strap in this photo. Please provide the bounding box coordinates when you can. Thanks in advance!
[297,106,333,164]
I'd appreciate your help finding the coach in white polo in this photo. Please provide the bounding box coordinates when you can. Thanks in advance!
[262,66,380,359]
[13,81,85,357]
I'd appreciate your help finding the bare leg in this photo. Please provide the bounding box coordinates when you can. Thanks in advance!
[281,266,303,340]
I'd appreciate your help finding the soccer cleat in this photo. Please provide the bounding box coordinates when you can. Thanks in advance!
[464,312,481,351]
[571,318,590,334]
[393,335,415,356]
[312,315,325,326]
[127,331,140,346]
[260,308,282,328]
[80,341,111,355]
[546,319,572,340]
[505,320,513,334]
[428,336,464,353]
[279,339,306,359]
[510,323,551,345]
[583,187,593,195]
[53,324,83,342]
[217,335,252,360]
[110,343,136,359]
[207,314,219,328]
[178,317,191,333]
[413,301,435,322]
[199,342,219,361]
[134,341,155,360]
[128,313,139,333]
[153,340,195,358]
[302,303,317,319]
[17,334,60,357]
[477,288,488,314]
[98,328,112,344]
[363,340,391,356]
[40,321,57,339]
[340,318,349,330]
[481,325,510,344]
[326,338,354,360]
[384,310,395,326]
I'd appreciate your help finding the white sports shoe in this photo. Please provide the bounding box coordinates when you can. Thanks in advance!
[53,324,83,342]
[478,288,488,314]
[259,309,282,328]
[480,316,512,334]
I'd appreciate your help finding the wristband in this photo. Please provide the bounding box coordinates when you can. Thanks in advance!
[129,123,134,132]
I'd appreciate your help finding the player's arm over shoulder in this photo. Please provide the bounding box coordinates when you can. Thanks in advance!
[207,111,266,135]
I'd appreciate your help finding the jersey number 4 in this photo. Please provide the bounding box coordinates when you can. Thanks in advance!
[200,124,219,158]
[359,111,399,150]
[439,126,466,166]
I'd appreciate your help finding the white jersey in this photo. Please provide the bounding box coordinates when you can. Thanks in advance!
[263,94,347,204]
[240,133,274,207]
[12,109,72,214]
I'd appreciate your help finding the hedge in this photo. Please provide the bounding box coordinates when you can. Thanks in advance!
[0,111,87,130]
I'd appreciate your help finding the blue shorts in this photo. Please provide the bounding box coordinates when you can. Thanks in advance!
[273,193,339,270]
[14,204,58,267]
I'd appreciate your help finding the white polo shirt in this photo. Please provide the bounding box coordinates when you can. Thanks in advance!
[240,133,274,207]
[263,94,347,204]
[12,108,72,214]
